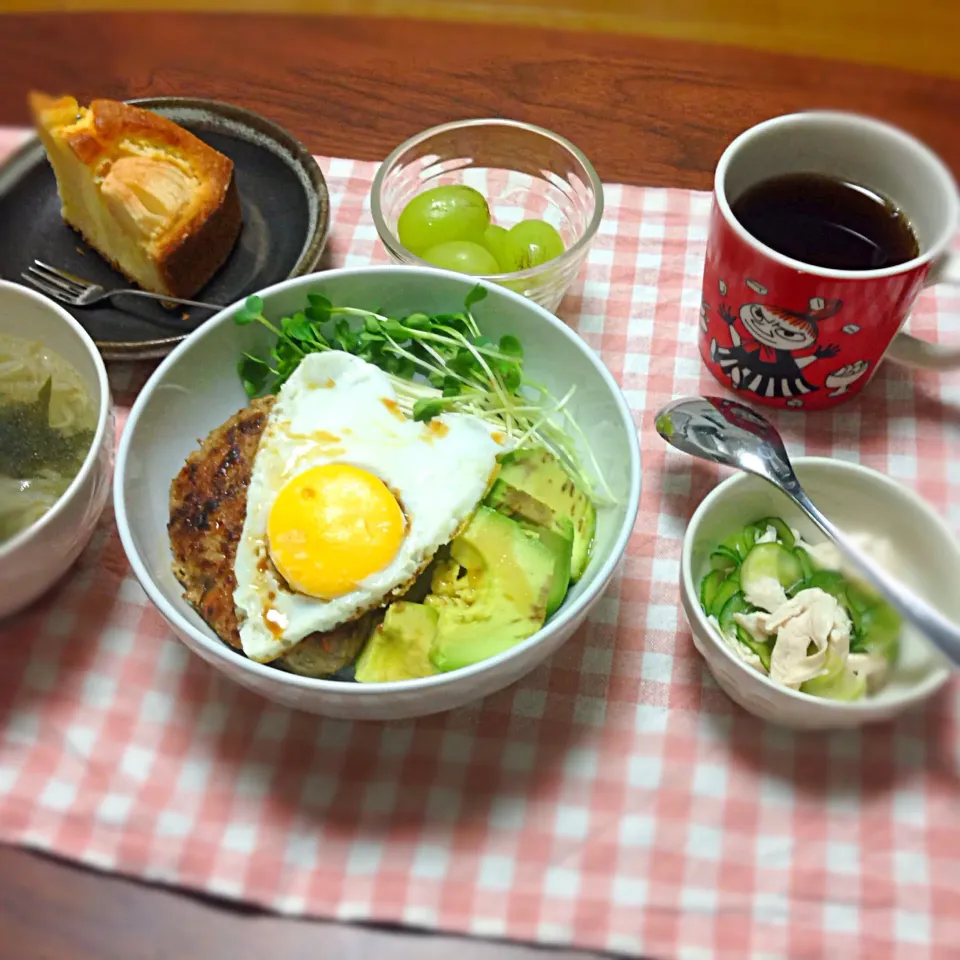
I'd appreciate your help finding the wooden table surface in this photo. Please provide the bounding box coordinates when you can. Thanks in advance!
[1,12,959,959]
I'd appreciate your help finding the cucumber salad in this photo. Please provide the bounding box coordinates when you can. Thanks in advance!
[700,519,901,700]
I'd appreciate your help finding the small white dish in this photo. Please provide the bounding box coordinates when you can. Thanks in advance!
[680,457,954,729]
[0,280,114,619]
[114,266,641,721]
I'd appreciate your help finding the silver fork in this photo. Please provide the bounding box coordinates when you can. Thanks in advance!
[21,260,221,311]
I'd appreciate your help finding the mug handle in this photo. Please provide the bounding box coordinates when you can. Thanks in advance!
[885,253,960,370]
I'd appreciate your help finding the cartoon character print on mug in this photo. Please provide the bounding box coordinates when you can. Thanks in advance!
[702,282,873,409]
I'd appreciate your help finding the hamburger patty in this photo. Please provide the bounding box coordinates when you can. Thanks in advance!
[167,398,368,673]
[169,398,275,649]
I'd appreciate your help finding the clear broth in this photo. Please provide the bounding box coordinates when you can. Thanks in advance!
[0,334,96,542]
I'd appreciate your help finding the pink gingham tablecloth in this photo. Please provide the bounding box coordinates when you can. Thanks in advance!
[1,127,959,960]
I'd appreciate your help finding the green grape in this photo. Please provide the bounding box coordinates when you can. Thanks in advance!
[422,240,500,276]
[481,224,510,272]
[397,185,490,255]
[502,219,565,271]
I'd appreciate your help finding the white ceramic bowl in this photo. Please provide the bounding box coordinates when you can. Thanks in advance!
[681,457,954,729]
[0,281,114,620]
[115,266,641,720]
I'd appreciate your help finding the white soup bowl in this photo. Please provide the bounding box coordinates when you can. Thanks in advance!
[0,281,114,619]
[115,266,641,720]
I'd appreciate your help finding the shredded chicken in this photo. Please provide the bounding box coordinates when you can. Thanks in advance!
[847,651,890,691]
[734,588,851,689]
[743,574,787,614]
[792,530,897,582]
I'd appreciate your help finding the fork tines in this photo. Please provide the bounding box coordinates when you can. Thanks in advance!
[21,260,90,304]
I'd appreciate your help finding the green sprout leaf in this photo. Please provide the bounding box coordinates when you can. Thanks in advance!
[282,312,316,344]
[273,338,302,378]
[305,293,332,324]
[412,398,445,422]
[498,334,523,360]
[381,319,409,340]
[464,284,487,310]
[404,312,432,331]
[448,314,471,336]
[450,348,477,378]
[333,318,356,353]
[383,354,400,375]
[235,295,264,326]
[229,287,612,506]
[396,358,416,380]
[500,364,522,392]
[238,353,270,397]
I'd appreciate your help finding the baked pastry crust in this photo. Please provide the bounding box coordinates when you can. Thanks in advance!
[30,92,242,299]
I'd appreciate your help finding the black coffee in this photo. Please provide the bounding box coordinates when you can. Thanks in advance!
[731,173,919,271]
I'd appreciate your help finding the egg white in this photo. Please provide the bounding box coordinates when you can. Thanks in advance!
[234,351,506,663]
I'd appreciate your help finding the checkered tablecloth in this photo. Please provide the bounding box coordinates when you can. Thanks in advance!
[1,127,959,960]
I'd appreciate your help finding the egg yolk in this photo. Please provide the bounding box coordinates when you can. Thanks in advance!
[267,464,405,599]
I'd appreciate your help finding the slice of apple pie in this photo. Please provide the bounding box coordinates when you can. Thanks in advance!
[30,92,242,299]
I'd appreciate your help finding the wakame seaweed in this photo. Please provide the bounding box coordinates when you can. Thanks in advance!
[0,378,93,479]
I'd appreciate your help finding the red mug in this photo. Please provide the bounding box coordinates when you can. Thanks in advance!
[700,112,960,410]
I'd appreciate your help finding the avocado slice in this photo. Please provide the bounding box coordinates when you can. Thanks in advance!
[531,519,574,616]
[485,480,574,615]
[491,448,596,582]
[486,479,557,530]
[354,602,438,683]
[427,506,554,673]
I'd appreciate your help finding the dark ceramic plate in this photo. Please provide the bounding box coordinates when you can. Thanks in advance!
[0,97,329,360]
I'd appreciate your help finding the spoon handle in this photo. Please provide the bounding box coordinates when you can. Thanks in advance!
[784,484,960,667]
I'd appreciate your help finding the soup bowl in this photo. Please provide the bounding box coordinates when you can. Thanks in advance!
[0,280,114,619]
[114,265,641,720]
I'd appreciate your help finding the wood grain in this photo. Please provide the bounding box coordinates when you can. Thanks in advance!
[1,13,959,193]
[0,847,598,960]
[1,11,959,960]
[6,0,960,79]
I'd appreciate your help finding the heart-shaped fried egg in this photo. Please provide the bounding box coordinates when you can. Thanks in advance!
[233,352,506,663]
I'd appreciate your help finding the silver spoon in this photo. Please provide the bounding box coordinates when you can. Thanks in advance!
[655,395,960,668]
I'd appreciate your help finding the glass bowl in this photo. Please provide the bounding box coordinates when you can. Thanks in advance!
[370,118,604,314]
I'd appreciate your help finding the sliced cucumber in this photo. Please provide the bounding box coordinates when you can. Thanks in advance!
[800,649,867,701]
[717,592,749,633]
[710,545,740,572]
[793,570,862,636]
[754,517,795,550]
[717,593,772,670]
[855,603,901,663]
[710,574,741,619]
[701,517,901,689]
[720,524,762,560]
[735,623,772,670]
[740,542,803,596]
[845,581,875,615]
[699,569,726,614]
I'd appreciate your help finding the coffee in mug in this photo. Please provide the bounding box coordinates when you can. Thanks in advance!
[731,173,919,272]
[699,112,960,411]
